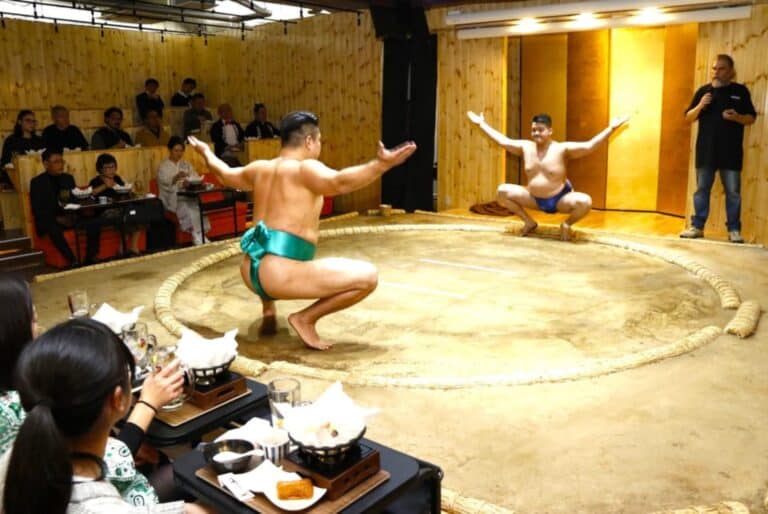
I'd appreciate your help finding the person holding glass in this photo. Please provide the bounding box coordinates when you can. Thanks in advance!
[0,274,189,505]
[0,317,215,513]
[157,136,210,245]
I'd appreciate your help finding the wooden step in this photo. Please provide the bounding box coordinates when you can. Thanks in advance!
[0,248,45,273]
[0,228,31,252]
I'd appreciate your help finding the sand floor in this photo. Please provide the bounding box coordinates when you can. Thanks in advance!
[31,214,768,513]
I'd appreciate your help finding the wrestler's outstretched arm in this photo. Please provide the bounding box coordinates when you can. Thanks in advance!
[563,115,630,159]
[467,111,526,156]
[187,135,255,190]
[300,141,417,196]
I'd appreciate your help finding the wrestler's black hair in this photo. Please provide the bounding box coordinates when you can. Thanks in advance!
[531,113,552,127]
[279,111,319,148]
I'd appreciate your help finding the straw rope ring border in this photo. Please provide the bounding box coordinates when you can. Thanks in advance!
[154,221,760,389]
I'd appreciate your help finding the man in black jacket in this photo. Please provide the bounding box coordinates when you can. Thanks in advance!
[210,103,244,165]
[136,78,165,119]
[91,107,133,150]
[245,103,280,139]
[171,78,196,107]
[42,105,89,151]
[30,149,101,266]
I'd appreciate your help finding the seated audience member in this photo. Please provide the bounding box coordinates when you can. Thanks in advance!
[171,78,196,107]
[157,136,210,245]
[0,110,46,185]
[30,148,101,267]
[245,103,280,139]
[182,93,212,136]
[42,105,89,152]
[91,107,133,150]
[136,78,165,120]
[0,317,213,513]
[135,110,170,148]
[0,274,185,503]
[88,153,141,255]
[210,103,244,165]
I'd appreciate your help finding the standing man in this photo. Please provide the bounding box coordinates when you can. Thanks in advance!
[188,111,416,350]
[680,54,757,243]
[468,111,629,240]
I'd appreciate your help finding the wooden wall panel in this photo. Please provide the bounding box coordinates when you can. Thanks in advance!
[656,24,698,216]
[0,13,382,213]
[506,37,521,184]
[687,4,768,244]
[566,30,610,209]
[521,34,568,145]
[436,30,507,210]
[606,27,665,211]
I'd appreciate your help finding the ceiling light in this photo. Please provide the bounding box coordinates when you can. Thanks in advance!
[515,17,541,33]
[631,6,672,24]
[567,12,605,29]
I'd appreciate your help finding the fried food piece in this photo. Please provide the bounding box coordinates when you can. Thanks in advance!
[276,478,314,500]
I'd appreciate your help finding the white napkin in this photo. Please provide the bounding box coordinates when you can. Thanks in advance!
[215,418,273,446]
[91,303,144,333]
[283,381,377,448]
[63,203,81,210]
[176,328,238,369]
[228,459,296,494]
[72,186,92,197]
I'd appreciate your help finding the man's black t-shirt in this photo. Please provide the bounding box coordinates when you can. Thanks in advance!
[686,82,757,171]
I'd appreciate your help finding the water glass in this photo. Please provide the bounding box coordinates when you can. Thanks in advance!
[67,290,90,318]
[267,378,301,428]
[152,344,185,411]
[122,322,149,369]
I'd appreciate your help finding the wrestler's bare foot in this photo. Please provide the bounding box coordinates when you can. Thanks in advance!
[287,313,332,351]
[560,222,572,241]
[521,220,538,236]
[259,315,277,336]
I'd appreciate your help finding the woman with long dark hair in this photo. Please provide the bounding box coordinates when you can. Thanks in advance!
[0,318,213,513]
[0,110,46,174]
[0,274,38,453]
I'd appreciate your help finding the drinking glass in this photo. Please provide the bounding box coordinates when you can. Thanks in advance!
[67,290,90,318]
[121,322,149,370]
[152,344,186,411]
[267,378,301,428]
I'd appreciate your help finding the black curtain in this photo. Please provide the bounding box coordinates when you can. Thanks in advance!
[378,30,437,212]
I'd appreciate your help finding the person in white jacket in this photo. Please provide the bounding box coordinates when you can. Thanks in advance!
[157,136,210,245]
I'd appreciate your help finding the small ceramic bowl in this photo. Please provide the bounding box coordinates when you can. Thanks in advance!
[202,439,260,474]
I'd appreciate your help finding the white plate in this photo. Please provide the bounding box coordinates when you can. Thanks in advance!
[263,484,326,511]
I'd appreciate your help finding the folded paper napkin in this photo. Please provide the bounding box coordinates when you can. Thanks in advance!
[176,328,238,369]
[72,186,92,196]
[283,381,377,448]
[215,417,274,446]
[91,303,144,333]
[224,459,301,494]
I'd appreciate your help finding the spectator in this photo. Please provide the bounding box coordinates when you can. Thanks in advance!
[171,78,197,107]
[210,103,244,165]
[136,78,165,120]
[1,110,46,185]
[245,103,280,139]
[0,317,213,513]
[88,153,141,256]
[182,93,212,136]
[134,109,171,148]
[42,105,89,152]
[91,107,133,150]
[29,148,102,267]
[157,136,210,245]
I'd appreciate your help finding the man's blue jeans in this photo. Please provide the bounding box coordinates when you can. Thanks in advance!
[691,167,741,231]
